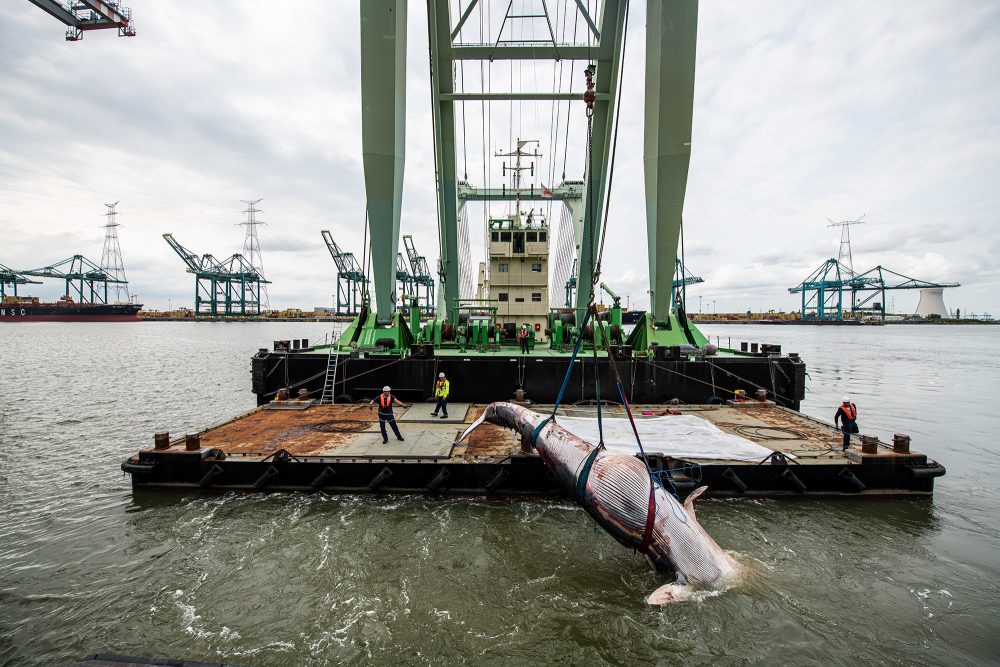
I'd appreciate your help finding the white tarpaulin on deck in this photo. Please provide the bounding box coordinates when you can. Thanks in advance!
[556,414,782,462]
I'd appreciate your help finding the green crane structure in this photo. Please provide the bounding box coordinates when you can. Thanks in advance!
[18,255,128,304]
[163,234,269,316]
[788,259,961,321]
[351,0,703,352]
[0,263,41,299]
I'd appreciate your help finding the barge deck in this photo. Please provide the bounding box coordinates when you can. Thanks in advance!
[122,401,945,497]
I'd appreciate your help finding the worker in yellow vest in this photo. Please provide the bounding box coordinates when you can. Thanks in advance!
[431,372,450,419]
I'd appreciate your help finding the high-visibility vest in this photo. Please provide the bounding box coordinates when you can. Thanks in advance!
[838,404,857,421]
[518,329,528,340]
[435,379,450,398]
[379,393,393,409]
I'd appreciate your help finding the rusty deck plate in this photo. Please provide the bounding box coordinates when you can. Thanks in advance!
[149,402,904,468]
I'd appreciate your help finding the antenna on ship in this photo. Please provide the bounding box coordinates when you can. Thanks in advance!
[100,201,130,303]
[240,198,269,312]
[496,139,541,225]
[827,214,866,276]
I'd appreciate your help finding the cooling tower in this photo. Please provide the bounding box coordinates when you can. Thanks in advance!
[915,288,948,318]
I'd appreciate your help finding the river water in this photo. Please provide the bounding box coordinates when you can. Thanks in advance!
[1,322,997,665]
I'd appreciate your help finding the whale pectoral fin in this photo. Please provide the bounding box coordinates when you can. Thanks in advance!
[647,583,696,605]
[455,408,490,444]
[682,485,709,519]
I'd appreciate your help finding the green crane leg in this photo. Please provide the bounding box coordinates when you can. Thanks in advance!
[361,0,407,322]
[644,0,697,321]
[575,0,627,324]
[428,0,460,324]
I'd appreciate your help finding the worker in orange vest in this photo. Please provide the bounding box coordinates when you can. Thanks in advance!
[834,396,859,451]
[517,324,531,354]
[369,385,409,444]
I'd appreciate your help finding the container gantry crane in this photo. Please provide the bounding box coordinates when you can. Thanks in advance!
[27,0,136,41]
[402,234,435,316]
[163,234,269,316]
[1,263,41,299]
[788,259,961,321]
[396,252,414,305]
[320,230,368,317]
[19,255,127,304]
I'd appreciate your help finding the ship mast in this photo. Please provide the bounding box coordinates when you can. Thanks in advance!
[495,139,540,225]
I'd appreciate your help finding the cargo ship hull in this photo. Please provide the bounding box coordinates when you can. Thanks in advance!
[0,302,142,322]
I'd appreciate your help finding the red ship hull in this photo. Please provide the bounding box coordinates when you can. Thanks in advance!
[0,302,142,322]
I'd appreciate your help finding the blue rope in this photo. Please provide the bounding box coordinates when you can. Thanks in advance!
[529,308,592,446]
[551,308,591,417]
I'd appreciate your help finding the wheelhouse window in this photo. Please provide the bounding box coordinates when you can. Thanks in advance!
[498,292,509,302]
[498,263,509,273]
[531,292,542,302]
[531,263,542,272]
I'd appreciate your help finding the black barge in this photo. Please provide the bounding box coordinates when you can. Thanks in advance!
[122,401,945,498]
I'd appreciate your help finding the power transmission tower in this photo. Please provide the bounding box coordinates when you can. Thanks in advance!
[240,199,269,311]
[100,201,130,303]
[827,214,866,275]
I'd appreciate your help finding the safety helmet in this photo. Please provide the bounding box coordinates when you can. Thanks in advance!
[841,395,851,403]
[383,386,391,392]
[439,372,445,378]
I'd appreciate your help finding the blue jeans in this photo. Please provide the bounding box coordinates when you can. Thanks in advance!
[433,396,448,416]
[379,413,402,441]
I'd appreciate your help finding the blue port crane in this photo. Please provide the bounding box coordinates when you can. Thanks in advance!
[0,263,41,299]
[27,0,136,41]
[402,234,434,316]
[788,259,961,321]
[163,233,269,316]
[320,230,368,317]
[18,255,127,304]
[396,252,414,305]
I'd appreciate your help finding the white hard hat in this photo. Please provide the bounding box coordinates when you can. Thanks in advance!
[383,386,391,392]
[439,372,445,378]
[841,396,851,403]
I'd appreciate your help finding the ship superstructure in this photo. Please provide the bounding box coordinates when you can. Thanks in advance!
[480,139,550,340]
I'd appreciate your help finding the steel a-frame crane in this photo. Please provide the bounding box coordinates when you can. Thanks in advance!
[355,1,700,350]
[320,230,368,316]
[19,255,127,304]
[163,234,269,316]
[1,263,41,298]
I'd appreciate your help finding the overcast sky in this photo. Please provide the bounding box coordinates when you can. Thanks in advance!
[2,1,998,316]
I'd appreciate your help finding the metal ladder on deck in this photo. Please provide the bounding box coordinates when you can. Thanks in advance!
[319,345,340,405]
